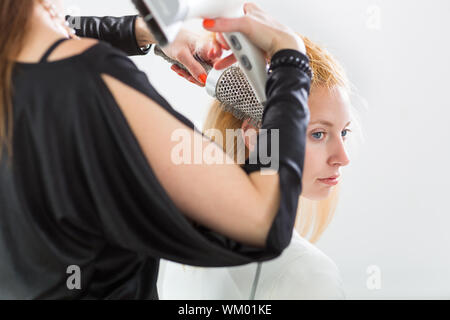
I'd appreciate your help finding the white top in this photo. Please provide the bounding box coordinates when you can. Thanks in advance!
[157,230,346,299]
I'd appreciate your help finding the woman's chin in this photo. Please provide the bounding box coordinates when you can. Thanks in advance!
[302,187,333,201]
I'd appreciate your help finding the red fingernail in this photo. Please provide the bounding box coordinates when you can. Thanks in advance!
[203,19,215,28]
[198,73,207,84]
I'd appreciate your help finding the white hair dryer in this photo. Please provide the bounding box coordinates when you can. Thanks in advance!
[131,0,268,105]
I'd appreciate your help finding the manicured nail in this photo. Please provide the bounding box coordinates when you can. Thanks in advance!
[198,73,207,84]
[203,19,215,28]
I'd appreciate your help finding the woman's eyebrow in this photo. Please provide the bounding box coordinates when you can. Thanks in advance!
[309,120,351,127]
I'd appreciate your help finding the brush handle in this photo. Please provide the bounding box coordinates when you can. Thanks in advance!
[154,45,221,99]
[153,45,213,74]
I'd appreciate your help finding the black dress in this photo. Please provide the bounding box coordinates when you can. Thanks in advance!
[0,38,311,299]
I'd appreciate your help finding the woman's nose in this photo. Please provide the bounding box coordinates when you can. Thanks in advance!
[329,139,351,167]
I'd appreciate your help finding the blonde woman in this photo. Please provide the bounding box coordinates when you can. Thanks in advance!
[158,36,359,299]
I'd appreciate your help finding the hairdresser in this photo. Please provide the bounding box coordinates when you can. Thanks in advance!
[0,1,310,299]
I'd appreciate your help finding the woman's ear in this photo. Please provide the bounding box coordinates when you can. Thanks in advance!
[241,118,258,152]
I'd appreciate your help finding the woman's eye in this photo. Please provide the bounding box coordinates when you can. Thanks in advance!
[342,129,352,137]
[311,132,324,140]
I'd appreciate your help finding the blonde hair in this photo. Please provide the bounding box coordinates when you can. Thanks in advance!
[202,35,358,244]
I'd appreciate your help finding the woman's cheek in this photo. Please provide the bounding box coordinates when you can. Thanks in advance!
[304,143,324,178]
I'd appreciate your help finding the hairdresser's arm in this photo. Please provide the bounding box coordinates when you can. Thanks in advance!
[66,15,223,85]
[65,15,150,56]
[101,3,309,249]
[102,73,280,247]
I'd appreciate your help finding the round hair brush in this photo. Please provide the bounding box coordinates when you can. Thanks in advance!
[154,45,265,128]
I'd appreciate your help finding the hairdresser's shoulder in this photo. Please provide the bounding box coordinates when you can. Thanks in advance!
[62,38,99,55]
[55,38,101,62]
[66,38,135,67]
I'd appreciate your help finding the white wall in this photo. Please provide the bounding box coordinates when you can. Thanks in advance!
[67,0,450,299]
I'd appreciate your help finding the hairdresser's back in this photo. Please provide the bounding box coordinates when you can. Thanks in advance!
[0,2,313,299]
[0,38,167,299]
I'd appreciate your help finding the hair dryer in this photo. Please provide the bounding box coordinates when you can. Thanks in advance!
[131,0,268,105]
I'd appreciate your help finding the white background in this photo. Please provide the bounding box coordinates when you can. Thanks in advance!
[67,0,450,299]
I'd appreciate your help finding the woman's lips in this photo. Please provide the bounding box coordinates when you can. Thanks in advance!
[317,178,339,186]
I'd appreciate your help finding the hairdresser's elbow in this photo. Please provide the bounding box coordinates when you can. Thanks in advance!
[247,170,288,254]
[259,217,291,257]
[254,208,291,257]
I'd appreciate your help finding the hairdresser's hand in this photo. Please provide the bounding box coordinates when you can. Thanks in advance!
[162,28,224,86]
[136,18,223,86]
[202,2,306,70]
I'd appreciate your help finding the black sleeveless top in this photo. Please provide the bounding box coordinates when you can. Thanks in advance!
[0,38,311,299]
